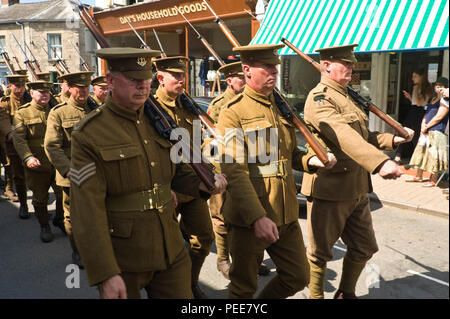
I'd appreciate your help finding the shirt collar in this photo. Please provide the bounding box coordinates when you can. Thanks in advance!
[321,76,348,97]
[156,86,178,108]
[106,95,144,122]
[243,85,273,107]
[68,96,89,112]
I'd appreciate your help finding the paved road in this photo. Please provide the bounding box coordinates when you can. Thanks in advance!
[0,191,448,299]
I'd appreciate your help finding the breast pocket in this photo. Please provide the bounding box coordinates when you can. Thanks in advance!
[24,117,45,138]
[342,112,363,133]
[61,119,79,136]
[99,144,143,192]
[241,117,274,162]
[153,136,175,180]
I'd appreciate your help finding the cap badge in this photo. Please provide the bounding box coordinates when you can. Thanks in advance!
[137,57,147,67]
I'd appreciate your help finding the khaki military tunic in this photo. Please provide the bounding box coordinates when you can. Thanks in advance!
[54,92,70,105]
[44,97,93,235]
[207,87,236,123]
[70,95,204,298]
[216,85,315,298]
[12,101,61,206]
[206,87,237,261]
[0,94,28,187]
[153,87,214,285]
[302,76,396,265]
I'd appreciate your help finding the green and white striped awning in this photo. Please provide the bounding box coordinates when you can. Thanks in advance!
[251,0,449,54]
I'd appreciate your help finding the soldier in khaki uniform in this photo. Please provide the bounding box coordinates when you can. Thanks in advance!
[301,44,414,299]
[206,62,270,279]
[153,56,215,299]
[44,71,94,266]
[54,79,71,104]
[70,48,227,299]
[90,75,108,107]
[12,81,64,242]
[0,75,30,218]
[216,44,337,299]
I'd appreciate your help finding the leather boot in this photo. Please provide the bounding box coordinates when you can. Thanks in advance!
[52,198,66,234]
[34,205,54,243]
[3,166,18,201]
[308,260,327,299]
[15,183,29,219]
[335,254,366,299]
[69,235,84,269]
[258,262,271,276]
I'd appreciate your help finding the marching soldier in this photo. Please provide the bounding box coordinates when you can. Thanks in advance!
[44,71,94,266]
[90,75,108,107]
[153,56,215,299]
[54,78,71,104]
[301,44,414,299]
[216,44,337,299]
[12,81,64,242]
[0,75,30,218]
[70,47,227,299]
[206,61,270,279]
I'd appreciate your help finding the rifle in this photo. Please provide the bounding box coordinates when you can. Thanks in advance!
[126,21,150,50]
[77,5,216,191]
[152,29,167,58]
[0,51,17,74]
[68,40,91,72]
[203,4,329,165]
[23,41,42,73]
[244,10,409,139]
[148,26,217,139]
[8,45,23,70]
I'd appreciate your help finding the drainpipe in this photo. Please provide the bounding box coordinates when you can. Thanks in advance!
[15,21,26,61]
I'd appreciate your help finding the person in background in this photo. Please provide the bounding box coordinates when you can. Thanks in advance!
[407,78,449,187]
[395,67,432,163]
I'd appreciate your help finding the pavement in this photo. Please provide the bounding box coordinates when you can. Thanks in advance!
[369,164,449,219]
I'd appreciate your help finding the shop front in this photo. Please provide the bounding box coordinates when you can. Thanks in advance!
[251,0,449,133]
[89,0,257,96]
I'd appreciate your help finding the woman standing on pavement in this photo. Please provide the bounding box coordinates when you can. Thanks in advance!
[395,68,433,163]
[407,77,449,187]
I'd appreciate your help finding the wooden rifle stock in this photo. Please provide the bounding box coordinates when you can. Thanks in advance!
[1,52,17,74]
[78,5,216,191]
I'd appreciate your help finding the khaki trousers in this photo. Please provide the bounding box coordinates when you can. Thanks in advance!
[25,168,62,206]
[99,248,193,299]
[208,192,229,261]
[306,194,379,264]
[228,221,309,299]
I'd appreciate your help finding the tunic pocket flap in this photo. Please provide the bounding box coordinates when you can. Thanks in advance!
[280,117,294,127]
[241,118,272,132]
[109,218,133,238]
[153,137,172,149]
[99,145,140,161]
[342,112,359,123]
[24,117,43,125]
[62,120,79,128]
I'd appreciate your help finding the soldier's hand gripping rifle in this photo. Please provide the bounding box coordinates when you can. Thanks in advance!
[244,10,409,139]
[78,4,217,191]
[203,3,329,164]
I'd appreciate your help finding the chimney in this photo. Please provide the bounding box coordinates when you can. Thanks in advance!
[1,0,19,6]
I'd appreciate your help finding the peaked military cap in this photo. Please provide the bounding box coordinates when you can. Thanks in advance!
[96,47,161,80]
[5,74,28,86]
[91,75,107,86]
[26,81,53,92]
[153,56,190,73]
[316,44,359,64]
[233,44,285,65]
[15,69,28,76]
[57,71,94,87]
[218,62,243,78]
[37,72,51,82]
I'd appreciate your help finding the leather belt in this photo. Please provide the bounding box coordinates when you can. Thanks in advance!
[106,183,172,212]
[248,159,291,178]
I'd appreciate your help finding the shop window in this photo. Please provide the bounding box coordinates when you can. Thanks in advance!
[351,53,372,99]
[47,34,62,60]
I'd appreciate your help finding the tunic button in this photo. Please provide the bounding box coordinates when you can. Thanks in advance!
[110,228,114,233]
[150,162,156,167]
[137,120,140,124]
[119,154,125,158]
[144,140,148,144]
